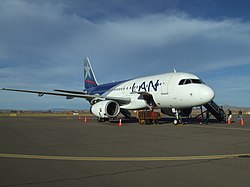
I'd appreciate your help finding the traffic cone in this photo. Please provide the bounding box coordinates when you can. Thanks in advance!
[227,118,230,125]
[84,116,88,123]
[118,119,122,127]
[241,118,244,126]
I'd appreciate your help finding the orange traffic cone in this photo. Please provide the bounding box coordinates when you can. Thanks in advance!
[227,118,231,125]
[84,116,88,123]
[118,119,122,127]
[241,118,244,126]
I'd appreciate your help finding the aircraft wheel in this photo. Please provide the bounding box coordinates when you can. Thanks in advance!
[173,119,178,125]
[146,119,152,125]
[97,117,105,122]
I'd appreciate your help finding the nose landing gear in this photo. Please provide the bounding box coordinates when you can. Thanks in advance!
[172,108,182,125]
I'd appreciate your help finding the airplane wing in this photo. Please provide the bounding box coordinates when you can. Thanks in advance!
[1,88,131,105]
[105,96,131,105]
[2,88,98,100]
[54,89,131,104]
[54,89,87,95]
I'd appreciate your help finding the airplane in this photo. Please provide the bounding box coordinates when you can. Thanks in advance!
[1,57,215,124]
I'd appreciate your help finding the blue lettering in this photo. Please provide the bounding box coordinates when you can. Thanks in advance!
[132,83,136,92]
[148,79,159,92]
[139,82,146,92]
[131,79,160,93]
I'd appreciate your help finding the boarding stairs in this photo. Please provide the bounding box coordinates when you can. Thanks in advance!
[203,100,226,122]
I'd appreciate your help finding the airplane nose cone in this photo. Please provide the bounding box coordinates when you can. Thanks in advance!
[200,86,215,103]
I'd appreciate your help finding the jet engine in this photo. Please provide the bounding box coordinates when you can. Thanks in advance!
[90,100,120,118]
[161,108,192,117]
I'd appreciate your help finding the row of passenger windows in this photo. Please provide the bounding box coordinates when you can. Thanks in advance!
[113,83,163,91]
[178,79,203,85]
[112,79,202,91]
[114,87,132,91]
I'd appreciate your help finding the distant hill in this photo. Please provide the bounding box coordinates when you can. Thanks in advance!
[0,108,88,113]
[223,105,250,111]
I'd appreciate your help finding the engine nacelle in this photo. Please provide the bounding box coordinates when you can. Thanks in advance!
[90,100,120,118]
[161,108,192,117]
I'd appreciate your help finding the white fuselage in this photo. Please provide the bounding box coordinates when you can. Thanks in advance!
[105,72,214,110]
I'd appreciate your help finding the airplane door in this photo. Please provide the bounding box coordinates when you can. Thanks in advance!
[161,75,172,95]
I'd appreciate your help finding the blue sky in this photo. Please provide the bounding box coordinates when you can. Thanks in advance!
[1,0,250,110]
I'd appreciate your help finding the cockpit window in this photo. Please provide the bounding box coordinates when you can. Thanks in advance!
[179,79,185,85]
[185,79,192,84]
[191,79,202,84]
[178,79,203,85]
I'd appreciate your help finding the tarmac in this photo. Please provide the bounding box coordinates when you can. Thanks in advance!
[0,115,250,187]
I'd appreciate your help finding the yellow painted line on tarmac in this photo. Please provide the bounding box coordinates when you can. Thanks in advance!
[0,153,249,162]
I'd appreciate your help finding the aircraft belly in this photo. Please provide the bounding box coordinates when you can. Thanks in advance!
[154,92,200,108]
[154,93,172,108]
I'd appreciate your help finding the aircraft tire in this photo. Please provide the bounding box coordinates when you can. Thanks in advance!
[173,119,178,125]
[97,117,106,122]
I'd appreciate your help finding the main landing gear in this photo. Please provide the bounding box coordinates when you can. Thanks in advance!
[172,108,182,125]
[97,117,109,122]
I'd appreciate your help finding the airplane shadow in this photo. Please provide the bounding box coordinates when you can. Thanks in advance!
[109,117,223,125]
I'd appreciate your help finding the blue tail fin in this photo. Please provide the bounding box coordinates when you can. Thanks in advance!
[84,57,99,89]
